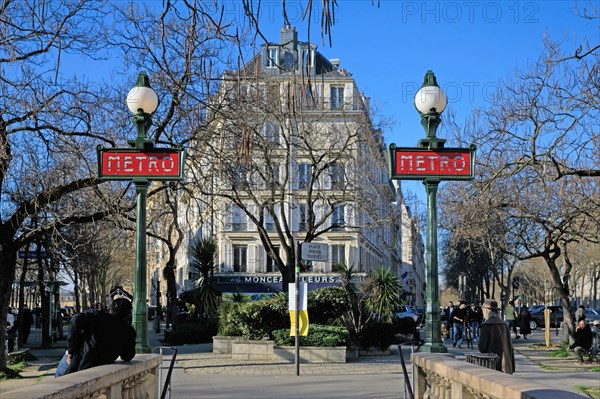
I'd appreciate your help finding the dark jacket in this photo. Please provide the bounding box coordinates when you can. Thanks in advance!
[570,324,592,350]
[468,308,483,324]
[519,309,532,335]
[444,306,454,325]
[478,315,515,374]
[67,308,136,374]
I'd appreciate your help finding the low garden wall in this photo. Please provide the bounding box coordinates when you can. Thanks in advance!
[273,346,347,363]
[214,336,350,363]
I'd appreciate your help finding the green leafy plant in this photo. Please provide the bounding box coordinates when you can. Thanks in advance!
[272,324,350,347]
[367,267,404,323]
[548,342,570,358]
[217,294,288,339]
[0,351,36,380]
[307,286,349,325]
[217,301,244,336]
[189,237,220,317]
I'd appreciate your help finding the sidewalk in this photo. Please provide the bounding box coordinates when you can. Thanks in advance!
[1,323,598,398]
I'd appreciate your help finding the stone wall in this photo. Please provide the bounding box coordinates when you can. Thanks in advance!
[411,352,586,399]
[3,354,161,399]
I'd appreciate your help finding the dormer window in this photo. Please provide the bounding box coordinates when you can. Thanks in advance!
[302,48,314,68]
[266,47,278,68]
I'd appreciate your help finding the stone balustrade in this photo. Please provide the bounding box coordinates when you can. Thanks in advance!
[411,352,586,399]
[3,354,162,399]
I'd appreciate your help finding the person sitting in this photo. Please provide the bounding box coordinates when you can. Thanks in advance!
[569,319,592,364]
[55,298,136,377]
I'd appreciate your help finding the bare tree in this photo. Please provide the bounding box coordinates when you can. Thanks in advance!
[442,36,599,340]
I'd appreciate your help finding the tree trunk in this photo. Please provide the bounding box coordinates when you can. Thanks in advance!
[545,256,575,340]
[17,256,29,348]
[0,245,18,368]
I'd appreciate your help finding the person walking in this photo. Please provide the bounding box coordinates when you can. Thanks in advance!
[55,298,136,377]
[478,299,515,374]
[468,304,483,341]
[452,301,468,348]
[519,307,532,340]
[504,301,520,339]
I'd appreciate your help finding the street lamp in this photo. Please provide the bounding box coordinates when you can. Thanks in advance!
[126,72,159,353]
[414,70,448,353]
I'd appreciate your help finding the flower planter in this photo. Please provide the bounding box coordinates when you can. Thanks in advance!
[212,335,243,354]
[231,339,275,361]
[274,345,348,363]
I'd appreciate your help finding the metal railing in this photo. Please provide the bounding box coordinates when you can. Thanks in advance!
[398,340,422,399]
[154,346,178,399]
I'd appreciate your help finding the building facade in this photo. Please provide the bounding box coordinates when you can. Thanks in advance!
[163,27,423,298]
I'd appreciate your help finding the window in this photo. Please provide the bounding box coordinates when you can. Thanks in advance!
[266,47,278,68]
[331,244,346,271]
[233,245,247,272]
[228,205,247,231]
[265,211,275,232]
[330,86,344,109]
[232,164,248,190]
[330,163,345,189]
[302,48,314,68]
[266,246,279,273]
[265,124,280,143]
[332,204,345,227]
[298,163,311,189]
[298,203,307,231]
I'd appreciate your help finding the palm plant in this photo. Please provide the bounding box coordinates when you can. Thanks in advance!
[367,267,404,323]
[189,237,220,317]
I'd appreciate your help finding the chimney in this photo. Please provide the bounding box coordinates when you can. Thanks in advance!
[280,25,298,46]
[330,58,340,69]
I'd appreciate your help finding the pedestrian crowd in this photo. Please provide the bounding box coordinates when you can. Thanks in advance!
[441,298,600,371]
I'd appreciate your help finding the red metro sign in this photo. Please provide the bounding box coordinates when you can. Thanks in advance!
[97,147,185,181]
[389,145,475,181]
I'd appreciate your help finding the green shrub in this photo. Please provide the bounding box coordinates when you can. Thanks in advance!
[308,286,349,325]
[272,324,350,347]
[357,322,396,350]
[217,302,244,336]
[165,319,218,345]
[236,296,288,339]
[217,294,288,340]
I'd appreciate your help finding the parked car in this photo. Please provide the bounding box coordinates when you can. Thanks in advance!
[395,305,420,323]
[584,308,600,323]
[414,307,425,324]
[528,305,576,330]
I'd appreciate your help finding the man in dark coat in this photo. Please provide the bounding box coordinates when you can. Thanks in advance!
[478,299,515,374]
[55,298,136,377]
[570,319,592,363]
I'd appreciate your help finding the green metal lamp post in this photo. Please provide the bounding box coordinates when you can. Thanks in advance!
[126,72,159,354]
[414,70,448,353]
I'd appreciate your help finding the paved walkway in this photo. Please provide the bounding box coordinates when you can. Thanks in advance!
[1,323,598,398]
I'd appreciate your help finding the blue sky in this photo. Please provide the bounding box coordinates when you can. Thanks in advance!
[235,0,598,204]
[62,1,597,207]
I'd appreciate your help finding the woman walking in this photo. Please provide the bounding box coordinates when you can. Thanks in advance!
[519,307,532,340]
